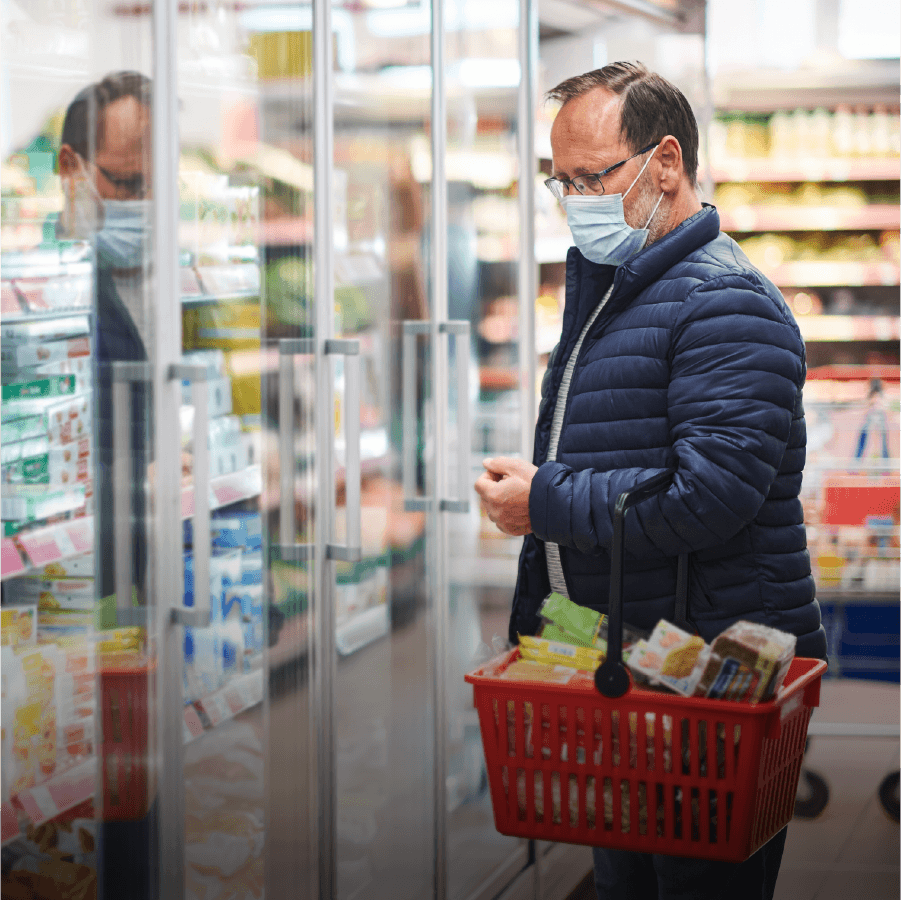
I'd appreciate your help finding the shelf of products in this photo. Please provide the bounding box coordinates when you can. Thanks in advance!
[1,465,262,580]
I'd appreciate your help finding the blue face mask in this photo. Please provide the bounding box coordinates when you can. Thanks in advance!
[96,199,151,270]
[561,149,663,267]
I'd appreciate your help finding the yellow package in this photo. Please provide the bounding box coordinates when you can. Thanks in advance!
[519,635,603,671]
[499,659,577,685]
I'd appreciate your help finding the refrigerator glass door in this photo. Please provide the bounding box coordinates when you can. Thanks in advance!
[174,8,305,900]
[441,2,534,899]
[327,4,437,897]
[1,7,160,898]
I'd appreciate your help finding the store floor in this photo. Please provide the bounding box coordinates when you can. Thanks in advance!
[773,678,899,900]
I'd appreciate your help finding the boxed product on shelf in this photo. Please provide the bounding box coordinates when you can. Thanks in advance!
[1,643,59,793]
[1,484,87,524]
[1,315,91,345]
[1,335,91,371]
[37,610,94,644]
[2,442,92,486]
[37,553,95,579]
[10,273,92,314]
[1,604,38,648]
[184,626,222,699]
[2,389,92,446]
[211,510,262,552]
[184,551,224,620]
[5,577,95,611]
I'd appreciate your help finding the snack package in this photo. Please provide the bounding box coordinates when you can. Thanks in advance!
[627,620,710,697]
[710,621,797,702]
[518,634,603,671]
[539,592,604,647]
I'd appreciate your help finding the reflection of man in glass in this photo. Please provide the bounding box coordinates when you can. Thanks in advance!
[57,70,158,900]
[57,71,154,604]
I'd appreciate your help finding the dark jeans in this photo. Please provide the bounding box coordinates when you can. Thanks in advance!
[592,827,788,900]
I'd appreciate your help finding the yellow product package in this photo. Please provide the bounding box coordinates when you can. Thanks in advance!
[518,634,603,671]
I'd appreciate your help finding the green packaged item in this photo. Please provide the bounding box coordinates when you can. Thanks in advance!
[541,622,596,649]
[2,374,77,403]
[539,592,603,646]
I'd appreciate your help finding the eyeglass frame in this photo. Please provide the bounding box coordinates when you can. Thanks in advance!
[544,142,660,201]
[80,154,151,199]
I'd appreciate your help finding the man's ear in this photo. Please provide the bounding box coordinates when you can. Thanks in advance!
[58,144,79,178]
[656,135,684,192]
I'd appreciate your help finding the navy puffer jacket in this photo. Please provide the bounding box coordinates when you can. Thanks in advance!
[510,205,828,661]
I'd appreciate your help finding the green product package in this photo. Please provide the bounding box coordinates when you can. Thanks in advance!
[540,592,603,646]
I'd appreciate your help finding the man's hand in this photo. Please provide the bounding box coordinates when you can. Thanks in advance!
[474,457,538,536]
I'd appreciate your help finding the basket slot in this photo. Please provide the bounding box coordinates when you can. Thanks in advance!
[548,704,561,763]
[690,787,701,841]
[696,719,708,778]
[654,783,665,838]
[552,771,562,825]
[513,701,526,761]
[601,776,613,830]
[586,774,597,829]
[533,769,545,822]
[637,781,648,836]
[627,711,639,769]
[569,773,581,828]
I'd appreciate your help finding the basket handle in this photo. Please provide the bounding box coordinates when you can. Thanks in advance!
[594,467,689,698]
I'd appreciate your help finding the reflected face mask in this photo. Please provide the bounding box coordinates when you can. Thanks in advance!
[58,158,151,270]
[561,148,663,267]
[95,199,151,270]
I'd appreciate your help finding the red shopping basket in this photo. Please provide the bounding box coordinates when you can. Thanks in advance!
[98,652,155,821]
[466,469,827,862]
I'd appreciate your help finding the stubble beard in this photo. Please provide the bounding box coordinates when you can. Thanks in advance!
[625,174,667,247]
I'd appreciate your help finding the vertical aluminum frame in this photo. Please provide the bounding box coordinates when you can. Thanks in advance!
[518,0,539,460]
[313,0,337,897]
[430,0,449,897]
[152,0,188,894]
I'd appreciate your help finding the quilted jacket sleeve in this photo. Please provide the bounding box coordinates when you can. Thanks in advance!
[529,273,806,559]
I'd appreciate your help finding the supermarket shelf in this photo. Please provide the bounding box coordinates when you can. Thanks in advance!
[3,668,266,844]
[767,260,900,288]
[7,756,95,835]
[181,290,259,308]
[710,158,900,184]
[797,315,900,343]
[720,204,900,232]
[1,307,92,324]
[1,465,262,581]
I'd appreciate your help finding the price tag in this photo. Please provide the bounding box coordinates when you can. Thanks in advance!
[184,706,205,742]
[224,687,244,715]
[25,785,58,823]
[1,539,25,577]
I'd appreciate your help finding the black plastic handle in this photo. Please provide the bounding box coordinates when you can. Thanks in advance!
[594,466,688,698]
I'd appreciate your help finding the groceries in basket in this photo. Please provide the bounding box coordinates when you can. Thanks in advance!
[628,619,797,703]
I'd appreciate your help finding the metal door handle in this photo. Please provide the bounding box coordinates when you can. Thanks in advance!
[402,321,432,512]
[112,362,152,627]
[170,362,213,627]
[439,321,470,513]
[275,338,315,564]
[326,339,361,562]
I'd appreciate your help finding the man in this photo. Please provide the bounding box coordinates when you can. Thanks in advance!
[58,71,155,604]
[57,71,158,900]
[475,61,827,900]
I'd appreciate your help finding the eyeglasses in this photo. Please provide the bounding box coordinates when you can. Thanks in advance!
[87,158,151,199]
[544,142,659,202]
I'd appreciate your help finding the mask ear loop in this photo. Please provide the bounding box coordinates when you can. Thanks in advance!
[622,144,657,200]
[643,191,665,230]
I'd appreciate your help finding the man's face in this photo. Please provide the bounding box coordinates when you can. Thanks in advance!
[550,88,661,235]
[92,95,153,200]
